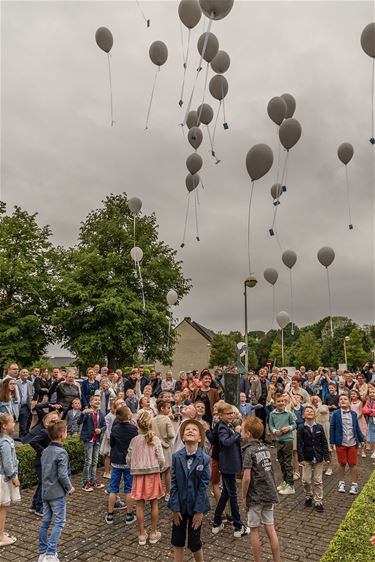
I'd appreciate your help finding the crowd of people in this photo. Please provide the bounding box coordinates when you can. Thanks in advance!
[0,361,374,562]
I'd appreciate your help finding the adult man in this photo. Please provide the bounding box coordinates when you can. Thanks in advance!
[124,368,148,394]
[32,367,41,383]
[149,370,162,397]
[254,369,269,441]
[17,368,34,437]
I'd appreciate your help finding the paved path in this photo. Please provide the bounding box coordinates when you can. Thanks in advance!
[2,451,374,562]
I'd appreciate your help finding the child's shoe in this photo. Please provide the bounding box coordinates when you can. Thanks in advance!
[164,493,170,502]
[293,472,301,481]
[114,499,126,510]
[125,512,136,525]
[149,531,162,544]
[349,483,359,495]
[105,513,114,524]
[325,467,333,476]
[338,481,345,493]
[233,525,250,538]
[371,451,375,459]
[44,556,59,562]
[279,484,295,495]
[212,523,224,535]
[138,533,148,546]
[277,481,286,491]
[315,503,324,513]
[93,480,104,489]
[82,482,93,492]
[361,450,367,458]
[304,497,312,508]
[38,555,45,562]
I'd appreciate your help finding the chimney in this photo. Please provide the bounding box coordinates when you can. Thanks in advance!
[184,317,191,323]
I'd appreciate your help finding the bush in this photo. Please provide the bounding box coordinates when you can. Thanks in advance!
[321,471,375,562]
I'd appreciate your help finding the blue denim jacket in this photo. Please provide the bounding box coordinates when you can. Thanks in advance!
[0,435,18,481]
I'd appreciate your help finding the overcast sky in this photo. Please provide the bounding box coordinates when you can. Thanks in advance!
[2,0,374,348]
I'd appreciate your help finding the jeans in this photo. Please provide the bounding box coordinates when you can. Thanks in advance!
[213,473,244,530]
[82,441,100,484]
[18,404,31,438]
[39,496,66,555]
[32,458,43,513]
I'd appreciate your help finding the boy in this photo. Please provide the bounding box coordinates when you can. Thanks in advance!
[297,405,329,512]
[65,398,83,436]
[330,393,364,494]
[212,402,250,537]
[38,420,74,562]
[168,419,211,562]
[239,392,253,417]
[241,416,280,562]
[324,382,339,416]
[80,394,106,491]
[105,405,138,524]
[268,394,296,495]
[125,388,138,415]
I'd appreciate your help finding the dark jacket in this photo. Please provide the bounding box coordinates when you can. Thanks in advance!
[150,377,162,397]
[206,424,220,461]
[81,379,100,408]
[168,447,211,516]
[48,381,80,412]
[23,424,50,458]
[124,376,148,393]
[297,423,329,463]
[216,420,242,474]
[329,409,364,446]
[110,421,138,465]
[41,442,72,500]
[33,377,51,402]
[80,409,106,442]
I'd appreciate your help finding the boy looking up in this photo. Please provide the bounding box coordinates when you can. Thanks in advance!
[80,394,106,491]
[268,394,296,495]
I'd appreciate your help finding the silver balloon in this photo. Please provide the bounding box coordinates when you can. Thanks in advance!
[211,50,230,74]
[197,103,214,125]
[186,173,200,192]
[199,0,234,20]
[95,27,113,53]
[149,41,168,66]
[186,153,203,175]
[128,197,142,214]
[337,143,354,165]
[188,126,203,149]
[178,0,202,29]
[166,289,178,305]
[360,22,375,58]
[197,32,219,63]
[271,183,283,200]
[130,246,143,263]
[279,118,302,150]
[282,250,297,269]
[317,247,335,268]
[267,96,287,126]
[264,268,278,285]
[209,75,228,100]
[280,93,296,118]
[276,311,290,329]
[246,144,274,181]
[186,110,200,129]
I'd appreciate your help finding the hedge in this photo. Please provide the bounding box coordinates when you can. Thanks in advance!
[321,470,375,562]
[15,436,103,489]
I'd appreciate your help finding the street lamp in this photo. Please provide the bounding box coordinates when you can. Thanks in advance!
[244,275,257,370]
[344,336,350,366]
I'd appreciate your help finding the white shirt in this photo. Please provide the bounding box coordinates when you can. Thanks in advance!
[341,409,356,447]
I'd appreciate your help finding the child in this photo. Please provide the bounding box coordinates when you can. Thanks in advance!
[127,410,165,545]
[310,395,332,475]
[363,384,375,458]
[125,388,138,415]
[324,382,339,417]
[297,405,329,512]
[0,414,20,546]
[269,394,296,495]
[330,393,364,494]
[38,420,74,562]
[65,398,83,436]
[168,419,211,562]
[350,389,368,458]
[137,396,155,417]
[241,416,280,562]
[239,392,253,417]
[80,394,106,492]
[105,405,138,525]
[206,402,221,504]
[152,399,175,502]
[100,398,117,479]
[212,402,249,538]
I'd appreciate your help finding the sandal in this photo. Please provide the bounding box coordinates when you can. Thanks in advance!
[149,531,162,544]
[0,535,17,546]
[138,533,148,546]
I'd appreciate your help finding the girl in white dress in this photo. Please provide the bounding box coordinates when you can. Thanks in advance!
[0,413,20,547]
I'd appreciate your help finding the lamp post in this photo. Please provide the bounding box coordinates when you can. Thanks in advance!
[244,275,257,370]
[344,336,350,367]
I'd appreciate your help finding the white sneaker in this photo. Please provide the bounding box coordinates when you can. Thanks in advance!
[233,525,250,538]
[279,484,295,495]
[338,481,345,493]
[38,556,45,562]
[277,481,286,491]
[349,483,359,495]
[212,523,224,535]
[371,451,375,459]
[361,450,366,458]
[325,467,333,476]
[44,556,59,562]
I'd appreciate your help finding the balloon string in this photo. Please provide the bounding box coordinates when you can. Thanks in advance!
[206,125,220,164]
[197,62,210,119]
[145,66,159,130]
[272,285,276,330]
[290,269,294,335]
[345,165,353,227]
[179,18,185,65]
[181,193,191,247]
[371,58,375,140]
[196,184,200,205]
[212,100,222,149]
[137,262,146,310]
[135,0,150,27]
[133,217,137,272]
[281,329,284,366]
[222,96,227,127]
[275,132,281,184]
[247,180,255,275]
[107,54,115,127]
[280,150,289,188]
[194,189,200,241]
[167,310,172,350]
[271,203,277,229]
[326,267,334,337]
[179,29,191,106]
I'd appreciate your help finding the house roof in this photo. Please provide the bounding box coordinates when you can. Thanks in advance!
[177,317,215,342]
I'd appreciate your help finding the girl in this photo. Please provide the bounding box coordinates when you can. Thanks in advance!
[100,398,117,479]
[363,384,375,459]
[0,414,20,546]
[0,379,19,421]
[311,395,332,475]
[152,399,175,502]
[127,410,165,546]
[138,396,155,417]
[350,389,368,457]
[99,378,116,416]
[138,385,157,415]
[65,398,83,436]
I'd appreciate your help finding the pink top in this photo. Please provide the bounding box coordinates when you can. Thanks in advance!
[126,434,165,475]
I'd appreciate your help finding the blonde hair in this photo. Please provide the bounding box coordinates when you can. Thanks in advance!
[136,410,156,446]
[0,413,13,433]
[217,401,231,414]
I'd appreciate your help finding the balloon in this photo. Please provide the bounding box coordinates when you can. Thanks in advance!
[209,75,228,101]
[199,0,234,20]
[178,0,202,29]
[149,41,168,66]
[95,27,113,53]
[166,289,178,305]
[130,246,143,263]
[186,173,200,192]
[337,142,354,165]
[197,103,214,125]
[246,144,274,181]
[267,96,287,126]
[270,183,283,200]
[197,32,219,63]
[264,268,278,285]
[211,50,230,74]
[188,126,203,149]
[280,93,296,118]
[186,110,200,129]
[128,197,142,214]
[279,118,302,150]
[276,311,290,329]
[317,247,335,268]
[282,250,297,269]
[360,22,375,58]
[186,153,203,175]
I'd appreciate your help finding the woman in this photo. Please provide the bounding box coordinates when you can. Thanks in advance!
[174,371,187,393]
[161,371,176,395]
[303,370,317,396]
[81,367,100,408]
[354,374,369,403]
[0,379,19,421]
[48,369,81,414]
[33,368,51,403]
[192,370,220,426]
[287,375,310,404]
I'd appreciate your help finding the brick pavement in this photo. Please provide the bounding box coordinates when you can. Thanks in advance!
[2,451,374,562]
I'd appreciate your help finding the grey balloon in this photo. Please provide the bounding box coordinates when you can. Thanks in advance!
[197,103,214,125]
[282,250,297,269]
[280,93,296,118]
[209,75,228,100]
[186,110,200,129]
[197,32,219,63]
[95,27,113,53]
[246,144,274,181]
[188,127,203,149]
[279,118,302,150]
[186,173,200,192]
[360,22,375,58]
[317,247,335,268]
[149,41,168,66]
[267,96,287,126]
[178,0,202,29]
[337,142,354,165]
[270,183,283,200]
[199,0,234,20]
[264,268,278,285]
[128,197,142,214]
[211,50,230,74]
[186,153,203,175]
[276,311,290,329]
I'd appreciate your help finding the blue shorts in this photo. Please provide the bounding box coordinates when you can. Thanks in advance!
[107,466,132,494]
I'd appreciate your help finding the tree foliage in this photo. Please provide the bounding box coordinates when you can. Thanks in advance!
[293,331,322,369]
[209,331,244,368]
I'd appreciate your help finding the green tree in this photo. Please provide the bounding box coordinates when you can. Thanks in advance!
[209,331,244,368]
[52,194,190,369]
[294,331,322,369]
[320,317,356,367]
[0,203,57,369]
[270,337,290,367]
[345,328,369,370]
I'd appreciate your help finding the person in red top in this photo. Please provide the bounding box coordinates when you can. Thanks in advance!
[80,395,106,492]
